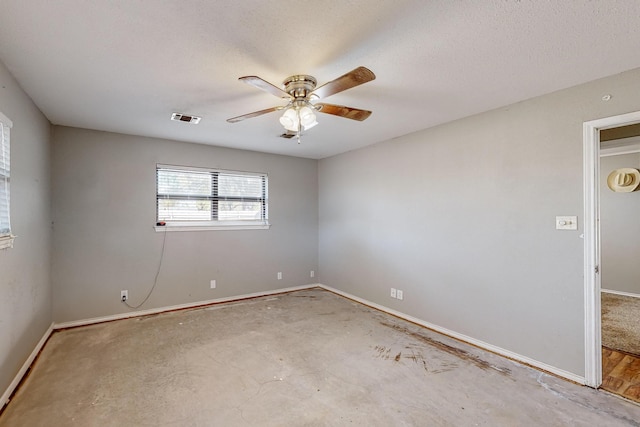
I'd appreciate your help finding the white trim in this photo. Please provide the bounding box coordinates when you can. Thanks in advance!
[4,283,590,410]
[599,139,640,157]
[56,283,586,384]
[601,288,640,299]
[54,284,318,329]
[0,234,15,250]
[154,224,270,232]
[157,163,268,177]
[156,164,269,231]
[0,115,12,245]
[317,284,585,385]
[4,286,321,408]
[0,112,12,128]
[583,110,640,389]
[583,119,601,388]
[1,323,54,409]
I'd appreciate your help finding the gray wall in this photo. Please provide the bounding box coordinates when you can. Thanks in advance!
[7,56,640,389]
[600,152,640,295]
[319,67,640,377]
[51,127,318,322]
[0,62,51,394]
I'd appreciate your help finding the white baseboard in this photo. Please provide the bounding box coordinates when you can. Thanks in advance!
[3,285,320,411]
[1,322,54,409]
[4,282,586,411]
[54,284,319,330]
[601,288,640,299]
[317,284,586,385]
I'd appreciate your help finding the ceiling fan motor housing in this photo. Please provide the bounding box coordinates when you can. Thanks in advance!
[282,75,317,99]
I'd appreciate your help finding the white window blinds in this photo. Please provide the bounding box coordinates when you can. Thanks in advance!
[0,112,13,249]
[156,165,268,229]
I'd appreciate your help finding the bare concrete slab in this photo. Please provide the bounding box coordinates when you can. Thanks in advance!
[1,288,639,426]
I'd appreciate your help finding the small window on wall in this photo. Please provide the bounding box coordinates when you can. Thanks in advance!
[0,112,13,249]
[156,164,269,231]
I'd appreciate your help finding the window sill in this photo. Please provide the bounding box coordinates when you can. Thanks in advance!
[0,234,16,250]
[154,224,271,232]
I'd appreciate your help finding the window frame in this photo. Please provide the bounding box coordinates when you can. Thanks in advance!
[155,164,270,232]
[0,112,13,250]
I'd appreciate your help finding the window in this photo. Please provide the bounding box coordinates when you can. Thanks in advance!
[0,112,13,249]
[156,164,269,231]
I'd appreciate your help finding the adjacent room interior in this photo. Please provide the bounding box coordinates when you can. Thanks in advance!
[2,1,640,424]
[599,124,640,402]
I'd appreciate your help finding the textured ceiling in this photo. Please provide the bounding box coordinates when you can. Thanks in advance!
[1,1,640,159]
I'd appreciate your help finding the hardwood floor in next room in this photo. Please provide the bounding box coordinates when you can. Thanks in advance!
[602,347,640,403]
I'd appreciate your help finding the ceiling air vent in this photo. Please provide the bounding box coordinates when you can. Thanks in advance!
[171,112,201,124]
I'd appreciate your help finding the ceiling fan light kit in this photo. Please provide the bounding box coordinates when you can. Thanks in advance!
[279,105,318,133]
[227,66,375,144]
[280,110,312,144]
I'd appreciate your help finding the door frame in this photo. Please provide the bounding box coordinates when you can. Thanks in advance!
[583,110,640,388]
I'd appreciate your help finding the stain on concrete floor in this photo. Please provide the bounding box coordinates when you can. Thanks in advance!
[379,321,511,376]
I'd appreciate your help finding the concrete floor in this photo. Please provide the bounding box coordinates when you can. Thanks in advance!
[1,288,639,426]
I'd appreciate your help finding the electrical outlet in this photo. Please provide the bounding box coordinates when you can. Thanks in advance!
[120,290,128,302]
[277,272,282,280]
[310,270,315,278]
[396,290,404,300]
[210,280,216,289]
[390,288,397,298]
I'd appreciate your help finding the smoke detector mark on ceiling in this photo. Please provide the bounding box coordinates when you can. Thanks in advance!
[171,113,201,124]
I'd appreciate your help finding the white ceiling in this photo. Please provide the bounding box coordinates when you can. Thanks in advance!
[1,1,640,159]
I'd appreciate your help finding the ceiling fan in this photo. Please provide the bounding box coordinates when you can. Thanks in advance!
[227,66,375,143]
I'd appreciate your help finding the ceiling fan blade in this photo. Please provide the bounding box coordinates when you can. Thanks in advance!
[310,66,375,100]
[315,103,372,121]
[239,76,293,99]
[227,106,282,123]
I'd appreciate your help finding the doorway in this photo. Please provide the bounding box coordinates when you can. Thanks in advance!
[598,125,640,401]
[583,111,640,390]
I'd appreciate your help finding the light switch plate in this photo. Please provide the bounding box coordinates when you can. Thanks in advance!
[556,216,578,230]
